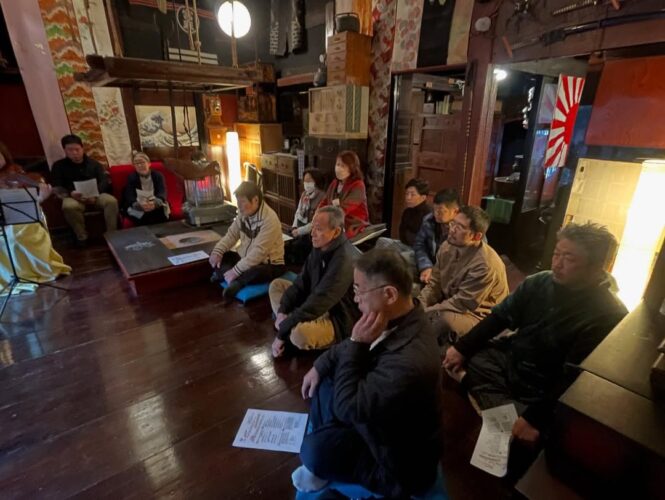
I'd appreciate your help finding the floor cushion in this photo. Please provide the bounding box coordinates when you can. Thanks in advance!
[221,271,298,304]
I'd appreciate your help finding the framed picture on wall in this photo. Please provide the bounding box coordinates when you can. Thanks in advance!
[135,105,200,148]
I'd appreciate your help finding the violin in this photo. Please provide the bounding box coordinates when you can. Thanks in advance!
[0,165,44,189]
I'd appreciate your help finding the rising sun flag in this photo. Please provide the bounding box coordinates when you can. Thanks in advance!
[544,75,586,168]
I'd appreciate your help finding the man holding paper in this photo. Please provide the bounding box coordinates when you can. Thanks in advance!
[51,135,118,244]
[443,223,627,448]
[122,152,168,225]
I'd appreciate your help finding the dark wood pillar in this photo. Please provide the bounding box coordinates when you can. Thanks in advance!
[457,0,500,206]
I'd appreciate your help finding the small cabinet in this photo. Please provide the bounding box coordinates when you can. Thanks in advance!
[234,123,283,170]
[261,153,299,227]
[326,32,372,87]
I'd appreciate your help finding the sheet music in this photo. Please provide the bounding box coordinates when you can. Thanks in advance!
[73,179,100,198]
[0,188,41,224]
[470,403,518,477]
[233,409,308,453]
[136,188,154,204]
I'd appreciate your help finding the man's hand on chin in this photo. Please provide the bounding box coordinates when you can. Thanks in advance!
[350,312,388,344]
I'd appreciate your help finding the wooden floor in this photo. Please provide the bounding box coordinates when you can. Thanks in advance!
[0,238,516,499]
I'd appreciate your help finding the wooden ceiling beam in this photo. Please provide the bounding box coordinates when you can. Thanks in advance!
[76,55,272,90]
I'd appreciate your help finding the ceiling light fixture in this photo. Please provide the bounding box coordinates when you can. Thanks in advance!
[494,68,508,81]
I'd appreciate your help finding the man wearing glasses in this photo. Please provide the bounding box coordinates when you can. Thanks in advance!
[292,249,442,498]
[418,206,509,345]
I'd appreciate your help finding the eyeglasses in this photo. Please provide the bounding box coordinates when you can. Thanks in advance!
[353,284,389,296]
[449,220,471,231]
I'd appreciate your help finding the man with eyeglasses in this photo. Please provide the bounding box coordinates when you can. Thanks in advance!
[292,249,442,498]
[418,206,509,345]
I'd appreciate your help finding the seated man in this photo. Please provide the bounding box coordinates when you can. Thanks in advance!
[418,206,508,342]
[269,206,359,357]
[122,151,169,226]
[443,223,628,447]
[294,249,442,498]
[51,134,118,244]
[376,177,431,251]
[414,188,459,284]
[209,181,285,300]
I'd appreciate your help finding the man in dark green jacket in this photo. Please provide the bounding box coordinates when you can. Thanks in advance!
[269,206,359,357]
[443,223,627,444]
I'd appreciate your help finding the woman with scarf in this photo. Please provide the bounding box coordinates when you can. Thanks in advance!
[285,168,325,264]
[318,150,369,239]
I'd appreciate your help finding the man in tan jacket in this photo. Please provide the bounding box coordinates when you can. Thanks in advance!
[209,181,285,300]
[418,206,508,344]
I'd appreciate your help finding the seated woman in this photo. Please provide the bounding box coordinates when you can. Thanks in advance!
[318,150,369,239]
[122,152,169,226]
[285,168,326,264]
[0,142,71,288]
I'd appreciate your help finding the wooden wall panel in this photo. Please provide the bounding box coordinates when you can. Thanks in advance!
[586,55,665,148]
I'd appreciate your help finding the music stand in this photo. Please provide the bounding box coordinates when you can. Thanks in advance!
[0,187,69,321]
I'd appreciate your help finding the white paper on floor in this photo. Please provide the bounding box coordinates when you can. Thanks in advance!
[233,409,309,453]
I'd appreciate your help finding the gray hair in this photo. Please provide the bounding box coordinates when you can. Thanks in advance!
[316,206,345,231]
[557,222,618,269]
[132,151,150,164]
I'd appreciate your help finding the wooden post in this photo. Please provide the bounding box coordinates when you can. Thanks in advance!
[457,0,500,206]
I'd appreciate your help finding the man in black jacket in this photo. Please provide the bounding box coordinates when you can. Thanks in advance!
[294,249,442,498]
[269,206,359,357]
[443,223,627,445]
[51,134,118,243]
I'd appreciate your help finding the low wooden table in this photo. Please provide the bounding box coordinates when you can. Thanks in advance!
[105,221,228,296]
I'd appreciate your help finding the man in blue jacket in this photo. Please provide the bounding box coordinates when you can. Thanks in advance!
[413,188,459,284]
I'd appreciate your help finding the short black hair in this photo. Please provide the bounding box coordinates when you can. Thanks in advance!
[557,222,618,269]
[433,188,459,207]
[459,205,491,235]
[61,134,83,148]
[355,249,413,297]
[234,181,263,204]
[405,178,429,195]
[303,168,325,190]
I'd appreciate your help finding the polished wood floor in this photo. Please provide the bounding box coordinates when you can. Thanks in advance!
[0,238,516,499]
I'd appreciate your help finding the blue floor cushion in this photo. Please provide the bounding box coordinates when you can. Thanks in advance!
[295,464,448,500]
[221,271,298,304]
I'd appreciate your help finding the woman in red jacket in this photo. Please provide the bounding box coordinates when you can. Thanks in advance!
[319,150,369,238]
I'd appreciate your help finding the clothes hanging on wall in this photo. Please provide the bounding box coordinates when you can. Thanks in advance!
[269,0,305,56]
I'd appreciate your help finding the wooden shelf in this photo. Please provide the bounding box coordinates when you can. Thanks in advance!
[277,72,316,88]
[75,55,271,91]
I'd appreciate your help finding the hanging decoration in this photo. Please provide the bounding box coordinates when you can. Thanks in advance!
[544,74,585,168]
[38,0,107,165]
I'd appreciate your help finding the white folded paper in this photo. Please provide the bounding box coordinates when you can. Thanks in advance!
[73,179,100,198]
[470,403,518,477]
